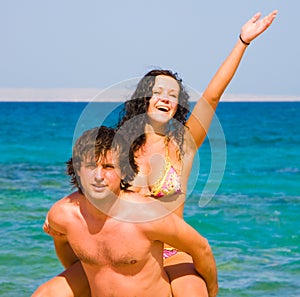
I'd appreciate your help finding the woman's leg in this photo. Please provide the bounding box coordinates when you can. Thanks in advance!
[164,251,208,297]
[32,261,90,297]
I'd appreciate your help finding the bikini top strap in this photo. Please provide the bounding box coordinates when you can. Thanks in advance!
[164,136,171,163]
[164,135,182,176]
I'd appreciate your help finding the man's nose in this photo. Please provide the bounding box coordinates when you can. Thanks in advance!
[94,167,104,180]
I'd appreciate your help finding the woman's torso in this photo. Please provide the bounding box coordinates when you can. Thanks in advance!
[129,131,197,217]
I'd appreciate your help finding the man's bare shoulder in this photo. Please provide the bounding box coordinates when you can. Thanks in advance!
[114,191,173,224]
[50,191,81,211]
[47,191,82,233]
[120,191,152,202]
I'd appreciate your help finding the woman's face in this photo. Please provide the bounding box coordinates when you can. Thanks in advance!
[147,75,180,124]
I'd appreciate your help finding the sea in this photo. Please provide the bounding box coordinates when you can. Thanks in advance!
[0,101,299,296]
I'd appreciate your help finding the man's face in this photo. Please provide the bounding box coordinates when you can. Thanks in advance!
[78,150,122,201]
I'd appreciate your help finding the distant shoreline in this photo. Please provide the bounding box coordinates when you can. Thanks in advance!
[0,88,299,102]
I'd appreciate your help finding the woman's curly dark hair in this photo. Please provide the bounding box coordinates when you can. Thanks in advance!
[117,69,190,159]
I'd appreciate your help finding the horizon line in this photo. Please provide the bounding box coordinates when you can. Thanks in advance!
[0,88,299,102]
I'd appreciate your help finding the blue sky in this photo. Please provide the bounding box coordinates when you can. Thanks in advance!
[1,0,299,96]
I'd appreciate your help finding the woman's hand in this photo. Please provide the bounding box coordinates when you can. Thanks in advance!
[240,10,278,45]
[43,217,64,237]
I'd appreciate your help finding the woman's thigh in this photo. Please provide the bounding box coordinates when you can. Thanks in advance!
[164,251,208,297]
[32,261,90,297]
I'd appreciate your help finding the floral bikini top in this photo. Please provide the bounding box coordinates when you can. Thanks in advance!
[150,137,182,198]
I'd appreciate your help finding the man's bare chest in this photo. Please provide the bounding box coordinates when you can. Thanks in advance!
[68,221,152,267]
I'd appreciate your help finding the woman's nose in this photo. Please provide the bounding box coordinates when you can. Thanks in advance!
[159,96,170,103]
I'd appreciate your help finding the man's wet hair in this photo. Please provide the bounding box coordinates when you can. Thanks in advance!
[67,126,137,193]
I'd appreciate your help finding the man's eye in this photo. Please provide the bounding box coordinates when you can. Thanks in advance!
[103,164,115,169]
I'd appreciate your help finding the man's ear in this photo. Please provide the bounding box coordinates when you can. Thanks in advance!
[75,172,81,184]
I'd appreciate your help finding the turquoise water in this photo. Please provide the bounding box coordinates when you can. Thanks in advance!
[0,102,299,296]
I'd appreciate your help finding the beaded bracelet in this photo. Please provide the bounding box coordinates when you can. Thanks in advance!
[239,34,250,46]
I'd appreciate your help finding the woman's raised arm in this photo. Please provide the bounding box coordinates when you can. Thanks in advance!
[186,10,278,148]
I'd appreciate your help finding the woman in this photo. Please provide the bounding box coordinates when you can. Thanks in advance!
[115,11,278,297]
[32,10,278,297]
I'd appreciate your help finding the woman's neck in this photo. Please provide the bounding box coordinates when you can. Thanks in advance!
[145,122,167,140]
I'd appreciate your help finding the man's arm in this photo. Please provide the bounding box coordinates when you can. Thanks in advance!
[52,235,79,269]
[147,213,218,297]
[44,200,80,268]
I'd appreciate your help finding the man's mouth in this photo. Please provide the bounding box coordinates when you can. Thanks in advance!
[92,184,106,191]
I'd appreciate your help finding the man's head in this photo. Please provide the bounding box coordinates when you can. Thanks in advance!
[67,126,136,196]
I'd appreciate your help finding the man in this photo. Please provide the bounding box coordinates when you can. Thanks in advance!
[32,126,218,297]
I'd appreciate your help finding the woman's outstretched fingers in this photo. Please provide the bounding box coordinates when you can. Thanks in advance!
[240,10,278,44]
